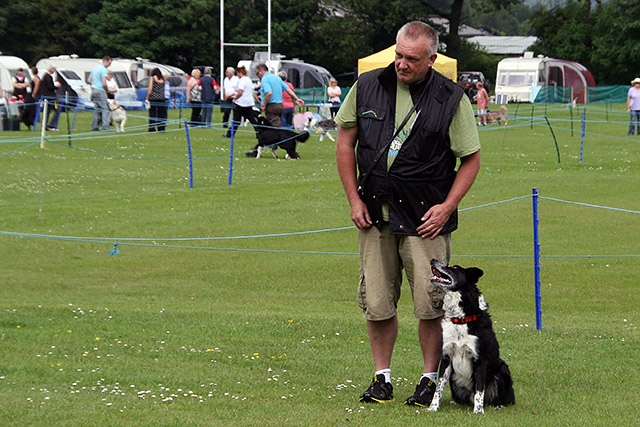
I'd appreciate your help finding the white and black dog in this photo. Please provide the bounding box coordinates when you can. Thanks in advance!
[247,116,310,159]
[107,99,127,132]
[428,259,515,414]
[304,116,336,142]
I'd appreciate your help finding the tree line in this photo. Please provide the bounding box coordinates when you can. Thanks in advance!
[0,0,637,85]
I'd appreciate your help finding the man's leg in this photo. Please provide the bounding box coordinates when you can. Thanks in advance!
[367,316,398,371]
[418,318,442,374]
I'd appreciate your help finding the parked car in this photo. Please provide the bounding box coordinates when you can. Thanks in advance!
[135,75,188,107]
[457,71,488,102]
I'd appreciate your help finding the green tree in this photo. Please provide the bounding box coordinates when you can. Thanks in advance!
[82,0,219,70]
[527,0,594,69]
[591,0,640,84]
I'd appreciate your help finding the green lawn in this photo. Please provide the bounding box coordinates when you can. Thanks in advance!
[0,103,638,426]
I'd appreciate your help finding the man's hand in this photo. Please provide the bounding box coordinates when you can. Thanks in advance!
[350,197,372,229]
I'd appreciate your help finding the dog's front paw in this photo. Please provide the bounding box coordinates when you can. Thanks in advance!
[473,406,485,415]
[427,402,440,412]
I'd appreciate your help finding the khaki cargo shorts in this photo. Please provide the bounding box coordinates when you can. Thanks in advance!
[357,224,451,321]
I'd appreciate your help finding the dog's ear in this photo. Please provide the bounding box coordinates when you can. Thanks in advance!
[466,267,484,283]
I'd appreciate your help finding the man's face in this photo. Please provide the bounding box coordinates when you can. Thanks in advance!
[255,68,265,80]
[395,34,436,87]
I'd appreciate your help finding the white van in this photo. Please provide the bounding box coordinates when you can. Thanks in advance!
[0,54,32,99]
[35,56,141,108]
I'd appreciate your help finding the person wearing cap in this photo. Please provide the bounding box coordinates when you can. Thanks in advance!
[627,77,640,135]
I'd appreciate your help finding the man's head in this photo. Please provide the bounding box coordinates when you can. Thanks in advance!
[102,56,112,67]
[254,63,269,80]
[395,21,438,87]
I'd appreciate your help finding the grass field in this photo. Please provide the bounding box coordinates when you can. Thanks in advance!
[1,103,638,426]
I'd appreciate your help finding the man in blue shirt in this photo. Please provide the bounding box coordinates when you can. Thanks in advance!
[254,63,304,127]
[88,56,112,131]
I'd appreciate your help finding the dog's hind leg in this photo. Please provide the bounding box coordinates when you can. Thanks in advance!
[326,131,335,142]
[428,357,451,412]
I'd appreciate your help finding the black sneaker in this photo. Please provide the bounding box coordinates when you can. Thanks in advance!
[359,374,393,403]
[405,377,436,407]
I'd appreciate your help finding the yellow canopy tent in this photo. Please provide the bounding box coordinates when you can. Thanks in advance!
[357,45,457,81]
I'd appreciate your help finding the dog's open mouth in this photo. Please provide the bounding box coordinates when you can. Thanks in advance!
[431,266,452,286]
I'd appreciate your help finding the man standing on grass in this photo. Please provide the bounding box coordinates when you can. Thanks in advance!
[335,21,481,406]
[88,56,112,132]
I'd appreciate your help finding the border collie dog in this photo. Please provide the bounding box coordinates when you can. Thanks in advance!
[428,259,515,414]
[247,116,310,159]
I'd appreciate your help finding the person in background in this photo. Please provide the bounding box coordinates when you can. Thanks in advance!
[106,71,118,100]
[12,67,30,100]
[187,68,202,126]
[254,63,304,127]
[225,65,257,139]
[23,66,41,129]
[278,70,295,129]
[12,68,30,127]
[145,67,166,132]
[627,77,640,135]
[163,73,171,109]
[88,56,112,131]
[474,82,489,126]
[327,77,342,118]
[221,67,238,128]
[335,20,481,407]
[199,67,219,128]
[41,65,61,130]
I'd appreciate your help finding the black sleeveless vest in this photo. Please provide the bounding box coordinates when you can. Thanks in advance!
[355,63,464,236]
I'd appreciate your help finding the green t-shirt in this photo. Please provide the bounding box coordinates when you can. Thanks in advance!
[335,80,481,158]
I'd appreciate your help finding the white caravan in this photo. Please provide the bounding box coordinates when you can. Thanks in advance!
[494,52,596,104]
[35,56,141,108]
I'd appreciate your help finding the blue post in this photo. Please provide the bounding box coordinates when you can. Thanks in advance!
[184,119,194,188]
[33,99,42,131]
[532,188,542,330]
[227,120,235,186]
[579,105,586,164]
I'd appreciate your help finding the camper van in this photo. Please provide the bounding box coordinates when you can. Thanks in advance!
[0,55,32,99]
[237,52,333,89]
[35,56,141,108]
[494,52,596,104]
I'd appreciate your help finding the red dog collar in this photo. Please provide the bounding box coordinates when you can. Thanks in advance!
[448,314,480,324]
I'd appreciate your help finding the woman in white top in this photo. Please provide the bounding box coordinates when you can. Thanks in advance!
[187,68,202,126]
[106,72,118,100]
[327,77,342,118]
[225,65,257,138]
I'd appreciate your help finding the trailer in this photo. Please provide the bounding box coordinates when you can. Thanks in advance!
[35,56,141,108]
[494,52,595,104]
[237,52,333,89]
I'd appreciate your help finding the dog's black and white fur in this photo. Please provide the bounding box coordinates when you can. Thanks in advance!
[428,259,515,414]
[247,116,310,159]
[304,117,336,142]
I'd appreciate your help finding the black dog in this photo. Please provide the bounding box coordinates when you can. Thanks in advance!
[247,116,310,159]
[428,259,515,414]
